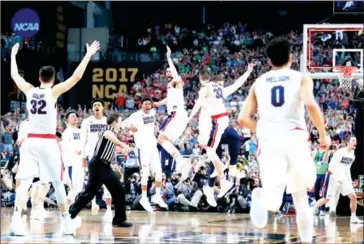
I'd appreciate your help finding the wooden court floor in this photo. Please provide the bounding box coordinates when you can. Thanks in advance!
[0,208,363,243]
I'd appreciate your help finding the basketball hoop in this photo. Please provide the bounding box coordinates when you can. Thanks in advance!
[334,66,358,90]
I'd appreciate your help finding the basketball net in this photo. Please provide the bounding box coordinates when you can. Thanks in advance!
[334,65,358,91]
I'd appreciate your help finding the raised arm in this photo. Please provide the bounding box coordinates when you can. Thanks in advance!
[166,46,179,79]
[223,63,254,98]
[52,41,100,100]
[238,84,258,132]
[10,44,34,94]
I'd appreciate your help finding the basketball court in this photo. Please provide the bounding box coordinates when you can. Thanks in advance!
[1,208,363,243]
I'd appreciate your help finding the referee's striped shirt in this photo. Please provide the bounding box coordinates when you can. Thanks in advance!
[93,126,117,164]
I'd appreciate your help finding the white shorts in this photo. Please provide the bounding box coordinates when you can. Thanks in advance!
[258,129,316,194]
[321,172,355,199]
[138,145,161,173]
[16,134,63,183]
[67,163,85,189]
[207,113,229,150]
[160,110,188,142]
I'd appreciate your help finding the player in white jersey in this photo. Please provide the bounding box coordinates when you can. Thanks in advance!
[312,137,363,223]
[154,46,189,176]
[80,99,112,220]
[188,65,254,206]
[187,70,234,199]
[122,97,168,212]
[238,38,330,243]
[9,41,100,236]
[62,111,84,205]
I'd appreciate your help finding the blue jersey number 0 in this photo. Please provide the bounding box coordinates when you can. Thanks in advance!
[271,85,285,107]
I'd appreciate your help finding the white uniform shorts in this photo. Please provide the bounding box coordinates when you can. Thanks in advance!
[16,134,63,183]
[138,145,161,173]
[207,112,229,150]
[160,110,188,142]
[321,172,355,199]
[258,129,316,194]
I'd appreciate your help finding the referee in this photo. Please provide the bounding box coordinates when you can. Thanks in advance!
[69,113,133,227]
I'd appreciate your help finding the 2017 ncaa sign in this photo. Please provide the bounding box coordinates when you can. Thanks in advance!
[11,8,40,38]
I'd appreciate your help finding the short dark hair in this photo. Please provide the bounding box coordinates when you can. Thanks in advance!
[266,37,291,67]
[213,75,225,82]
[107,113,120,125]
[39,66,55,83]
[141,97,152,104]
[65,110,78,120]
[199,69,211,81]
[91,99,104,108]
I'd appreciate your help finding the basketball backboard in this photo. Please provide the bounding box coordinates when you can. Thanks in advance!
[302,24,363,79]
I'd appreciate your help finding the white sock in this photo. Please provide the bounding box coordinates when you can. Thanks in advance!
[351,213,356,217]
[142,191,147,199]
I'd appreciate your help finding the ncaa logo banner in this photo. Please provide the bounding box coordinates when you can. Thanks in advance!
[11,8,40,38]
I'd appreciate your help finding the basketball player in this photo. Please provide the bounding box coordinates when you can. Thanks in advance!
[122,97,168,212]
[62,110,84,205]
[154,46,189,176]
[9,41,99,236]
[187,70,234,203]
[188,65,254,206]
[17,118,49,220]
[238,37,330,243]
[312,137,363,223]
[80,99,112,220]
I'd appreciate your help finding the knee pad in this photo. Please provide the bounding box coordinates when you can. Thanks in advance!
[52,181,67,205]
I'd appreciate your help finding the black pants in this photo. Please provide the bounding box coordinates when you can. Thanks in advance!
[69,157,127,224]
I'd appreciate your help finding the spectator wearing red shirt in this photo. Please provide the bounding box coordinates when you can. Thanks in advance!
[115,92,128,111]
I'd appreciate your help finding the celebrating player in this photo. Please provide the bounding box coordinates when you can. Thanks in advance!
[62,110,84,205]
[154,46,189,177]
[122,97,168,212]
[238,37,330,243]
[9,40,100,236]
[312,137,363,223]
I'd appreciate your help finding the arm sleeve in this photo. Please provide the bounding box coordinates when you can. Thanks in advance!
[223,70,251,98]
[80,119,89,158]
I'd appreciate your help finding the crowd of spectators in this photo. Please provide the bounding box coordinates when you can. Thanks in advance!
[1,22,360,214]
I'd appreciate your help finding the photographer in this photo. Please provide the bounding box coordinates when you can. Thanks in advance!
[174,173,203,211]
[125,173,142,210]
